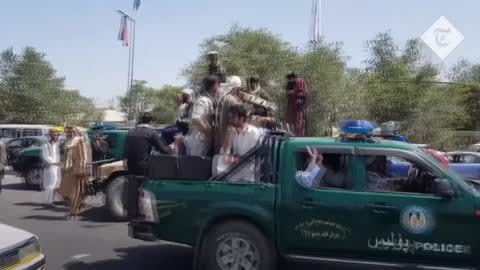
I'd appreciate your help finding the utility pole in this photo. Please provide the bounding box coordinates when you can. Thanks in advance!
[116,10,136,125]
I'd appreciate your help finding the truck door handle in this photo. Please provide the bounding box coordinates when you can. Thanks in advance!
[301,198,324,208]
[366,203,398,214]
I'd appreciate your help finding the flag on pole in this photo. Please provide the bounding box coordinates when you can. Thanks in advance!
[118,15,129,46]
[133,0,141,10]
[309,0,322,44]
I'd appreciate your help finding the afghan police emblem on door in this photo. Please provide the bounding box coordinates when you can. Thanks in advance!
[400,206,435,235]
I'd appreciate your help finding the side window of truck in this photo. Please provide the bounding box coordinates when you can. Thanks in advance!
[294,146,353,190]
[358,151,442,195]
[104,134,116,149]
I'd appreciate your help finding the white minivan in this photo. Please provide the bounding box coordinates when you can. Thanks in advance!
[0,223,46,270]
[0,125,53,143]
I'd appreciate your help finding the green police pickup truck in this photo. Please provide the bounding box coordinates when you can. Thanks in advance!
[129,125,480,270]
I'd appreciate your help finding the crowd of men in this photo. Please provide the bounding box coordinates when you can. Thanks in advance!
[124,59,311,217]
[126,51,311,181]
[168,71,309,177]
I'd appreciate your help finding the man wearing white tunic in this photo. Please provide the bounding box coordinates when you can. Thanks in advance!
[42,129,61,207]
[220,104,265,182]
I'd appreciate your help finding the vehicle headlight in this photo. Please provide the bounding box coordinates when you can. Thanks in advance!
[18,237,40,261]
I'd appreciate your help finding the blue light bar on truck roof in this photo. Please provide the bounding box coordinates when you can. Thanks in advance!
[337,120,376,142]
[339,120,375,135]
[90,122,117,130]
[392,135,408,142]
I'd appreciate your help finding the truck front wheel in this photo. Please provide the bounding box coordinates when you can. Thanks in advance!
[201,220,276,270]
[105,175,129,222]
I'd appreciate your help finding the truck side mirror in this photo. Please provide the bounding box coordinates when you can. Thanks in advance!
[433,178,455,199]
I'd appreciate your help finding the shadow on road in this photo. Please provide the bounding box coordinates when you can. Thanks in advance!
[80,224,110,229]
[22,215,65,221]
[78,206,119,223]
[3,183,28,190]
[32,206,68,213]
[15,202,47,207]
[63,244,193,270]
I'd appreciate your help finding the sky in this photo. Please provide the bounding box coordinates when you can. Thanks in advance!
[1,0,479,106]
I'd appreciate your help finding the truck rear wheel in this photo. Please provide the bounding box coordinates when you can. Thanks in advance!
[105,176,128,222]
[201,220,276,270]
[24,168,42,191]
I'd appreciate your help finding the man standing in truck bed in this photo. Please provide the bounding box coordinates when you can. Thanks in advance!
[124,112,175,219]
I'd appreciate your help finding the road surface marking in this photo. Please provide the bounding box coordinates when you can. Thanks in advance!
[71,253,91,260]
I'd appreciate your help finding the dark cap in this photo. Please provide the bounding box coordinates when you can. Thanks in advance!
[249,75,260,83]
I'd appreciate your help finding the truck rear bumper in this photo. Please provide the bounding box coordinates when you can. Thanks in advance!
[128,220,157,242]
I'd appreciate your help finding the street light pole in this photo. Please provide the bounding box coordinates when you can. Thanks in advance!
[116,10,136,124]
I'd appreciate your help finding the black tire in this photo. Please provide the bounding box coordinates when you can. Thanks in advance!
[105,176,129,222]
[201,220,276,270]
[24,169,42,191]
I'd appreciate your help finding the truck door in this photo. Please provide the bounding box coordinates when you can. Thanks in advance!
[354,147,477,266]
[277,144,365,256]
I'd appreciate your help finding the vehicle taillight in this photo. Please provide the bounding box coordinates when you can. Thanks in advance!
[138,189,157,222]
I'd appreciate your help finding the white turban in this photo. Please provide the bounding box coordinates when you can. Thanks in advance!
[227,76,242,88]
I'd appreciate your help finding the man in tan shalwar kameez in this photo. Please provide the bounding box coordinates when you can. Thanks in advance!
[59,126,91,220]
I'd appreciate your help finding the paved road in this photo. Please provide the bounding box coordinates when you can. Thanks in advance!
[0,175,359,270]
[0,175,193,270]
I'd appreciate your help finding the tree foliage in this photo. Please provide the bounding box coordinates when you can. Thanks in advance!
[183,25,300,91]
[151,85,182,124]
[119,80,156,121]
[182,27,476,148]
[362,32,470,147]
[449,59,480,132]
[119,81,182,125]
[0,47,96,126]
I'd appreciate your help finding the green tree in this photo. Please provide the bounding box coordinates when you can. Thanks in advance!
[449,58,480,132]
[119,81,182,125]
[151,85,182,124]
[363,33,435,124]
[119,80,156,121]
[299,42,351,135]
[362,32,470,147]
[2,47,67,123]
[0,47,98,126]
[183,25,300,93]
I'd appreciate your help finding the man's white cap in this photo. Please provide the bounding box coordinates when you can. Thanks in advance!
[227,76,242,88]
[218,76,243,98]
[182,88,194,96]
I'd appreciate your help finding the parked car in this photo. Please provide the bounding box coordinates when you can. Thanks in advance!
[445,151,480,180]
[390,149,480,181]
[467,143,480,152]
[446,151,480,164]
[129,124,480,270]
[0,223,46,269]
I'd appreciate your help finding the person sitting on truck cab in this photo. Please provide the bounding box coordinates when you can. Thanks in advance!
[295,146,325,188]
[220,103,265,182]
[321,154,347,188]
